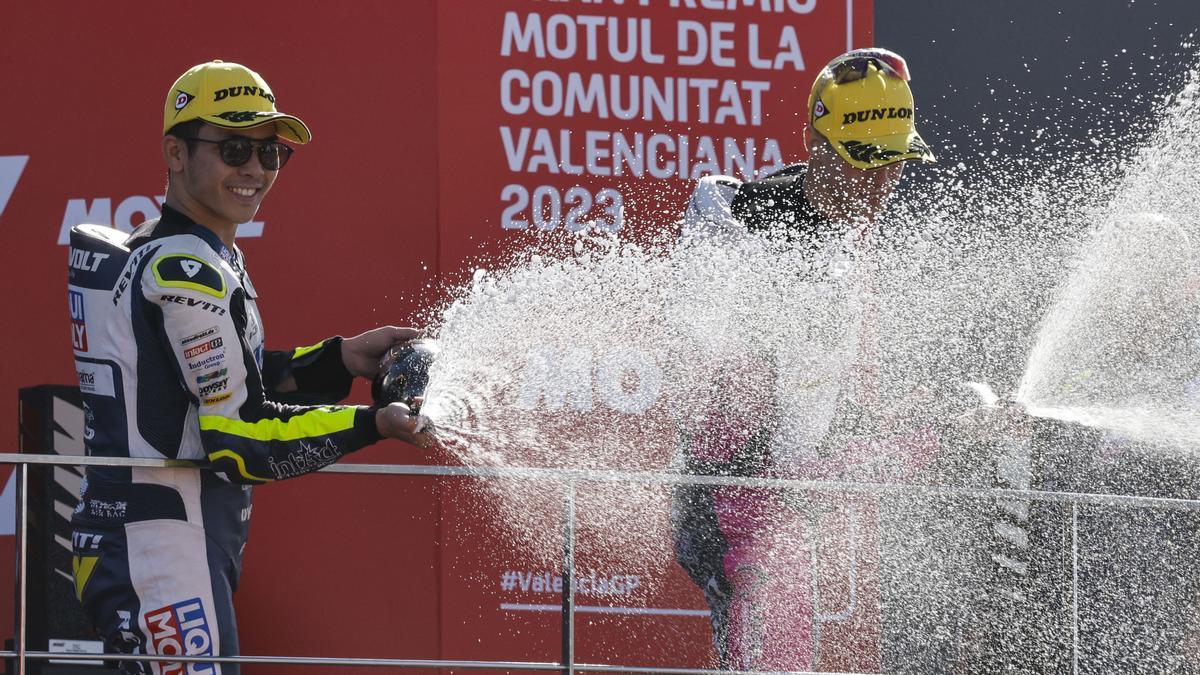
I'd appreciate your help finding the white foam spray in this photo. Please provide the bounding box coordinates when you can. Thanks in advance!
[413,49,1200,672]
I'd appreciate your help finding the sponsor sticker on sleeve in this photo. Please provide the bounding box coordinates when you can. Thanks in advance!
[194,368,228,385]
[181,326,219,347]
[187,353,225,371]
[183,338,224,361]
[201,392,232,406]
[197,378,229,397]
[76,361,116,397]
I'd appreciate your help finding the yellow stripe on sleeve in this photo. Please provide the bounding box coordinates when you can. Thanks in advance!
[292,340,326,360]
[199,407,357,441]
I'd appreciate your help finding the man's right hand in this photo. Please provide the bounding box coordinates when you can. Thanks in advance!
[950,400,1035,448]
[375,402,437,449]
[344,326,423,380]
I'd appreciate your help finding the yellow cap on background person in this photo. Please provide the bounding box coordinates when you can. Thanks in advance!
[808,48,934,170]
[162,60,312,144]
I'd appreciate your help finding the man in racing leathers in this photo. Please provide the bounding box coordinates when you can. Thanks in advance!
[670,49,939,671]
[67,60,431,674]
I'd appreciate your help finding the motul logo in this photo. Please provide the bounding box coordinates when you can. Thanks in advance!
[0,155,29,220]
[56,195,264,245]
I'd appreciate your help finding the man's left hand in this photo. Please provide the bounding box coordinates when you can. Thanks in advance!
[342,326,422,379]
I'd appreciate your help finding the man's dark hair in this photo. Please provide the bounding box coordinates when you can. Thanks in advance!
[165,119,205,149]
[165,120,207,184]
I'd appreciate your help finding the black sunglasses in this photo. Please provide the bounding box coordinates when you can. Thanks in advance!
[186,136,294,171]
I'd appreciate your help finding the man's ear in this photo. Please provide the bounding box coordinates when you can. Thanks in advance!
[163,135,187,173]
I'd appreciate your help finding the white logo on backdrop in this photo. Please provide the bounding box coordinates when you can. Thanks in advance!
[56,194,264,244]
[0,155,30,220]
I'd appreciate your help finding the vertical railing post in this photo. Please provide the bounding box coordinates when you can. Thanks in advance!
[1071,502,1079,675]
[15,462,28,675]
[560,481,576,675]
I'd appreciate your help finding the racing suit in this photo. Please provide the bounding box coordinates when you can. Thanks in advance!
[671,166,939,671]
[67,205,382,674]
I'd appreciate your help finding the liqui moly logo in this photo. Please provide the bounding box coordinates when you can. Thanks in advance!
[69,289,87,352]
[144,598,215,674]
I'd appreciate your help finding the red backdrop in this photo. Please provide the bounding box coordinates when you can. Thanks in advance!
[0,1,871,671]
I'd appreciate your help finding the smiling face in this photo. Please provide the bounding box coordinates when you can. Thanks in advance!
[164,122,279,237]
[805,130,904,225]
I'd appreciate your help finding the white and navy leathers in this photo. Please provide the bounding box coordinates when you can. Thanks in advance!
[68,205,380,674]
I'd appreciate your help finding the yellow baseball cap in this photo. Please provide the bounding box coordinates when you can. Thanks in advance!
[808,49,933,170]
[163,60,311,144]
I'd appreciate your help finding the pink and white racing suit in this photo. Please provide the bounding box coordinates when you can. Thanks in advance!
[671,173,939,671]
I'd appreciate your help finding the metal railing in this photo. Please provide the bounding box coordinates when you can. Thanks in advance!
[3,452,1200,674]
